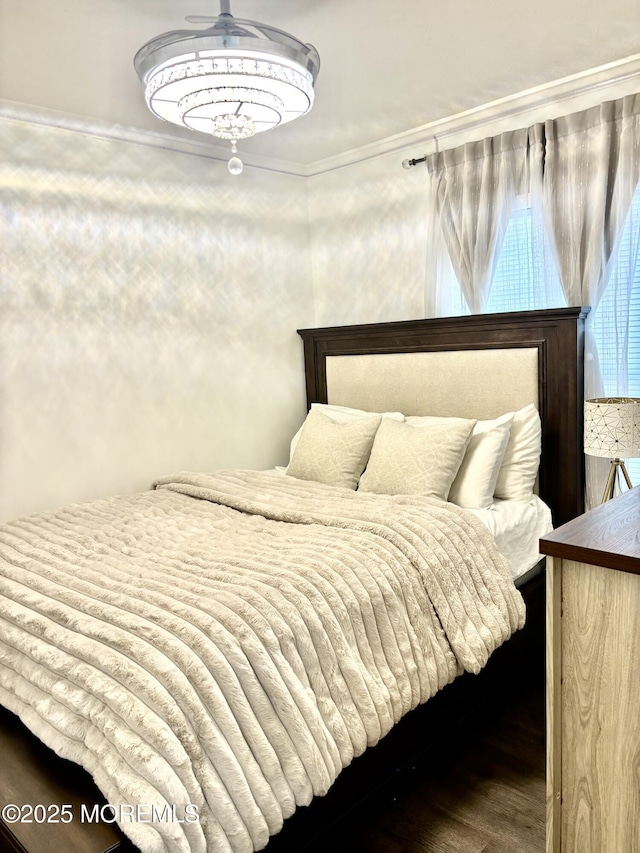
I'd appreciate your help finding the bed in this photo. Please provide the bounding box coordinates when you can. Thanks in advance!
[0,307,587,853]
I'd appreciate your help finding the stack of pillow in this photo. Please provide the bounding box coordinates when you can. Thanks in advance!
[284,402,541,510]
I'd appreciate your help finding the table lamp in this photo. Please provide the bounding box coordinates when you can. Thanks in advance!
[584,397,640,502]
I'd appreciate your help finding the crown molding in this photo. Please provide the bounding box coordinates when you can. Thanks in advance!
[305,53,640,176]
[2,53,640,179]
[0,98,308,177]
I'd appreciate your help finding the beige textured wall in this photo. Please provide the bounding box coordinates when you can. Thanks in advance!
[0,117,314,521]
[307,151,430,326]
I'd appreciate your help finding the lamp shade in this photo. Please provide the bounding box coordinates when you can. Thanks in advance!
[584,398,640,458]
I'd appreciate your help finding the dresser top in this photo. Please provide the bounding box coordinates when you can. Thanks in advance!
[540,486,640,575]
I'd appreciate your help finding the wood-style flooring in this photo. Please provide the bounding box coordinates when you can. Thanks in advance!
[288,677,545,853]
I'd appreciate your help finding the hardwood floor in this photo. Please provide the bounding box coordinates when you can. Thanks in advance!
[289,677,545,853]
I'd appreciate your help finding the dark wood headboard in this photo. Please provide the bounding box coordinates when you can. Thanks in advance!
[298,307,589,527]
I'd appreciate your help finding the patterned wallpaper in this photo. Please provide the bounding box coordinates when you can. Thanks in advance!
[0,117,314,521]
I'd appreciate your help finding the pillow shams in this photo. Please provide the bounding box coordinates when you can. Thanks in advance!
[358,417,476,500]
[285,402,541,502]
[286,409,381,490]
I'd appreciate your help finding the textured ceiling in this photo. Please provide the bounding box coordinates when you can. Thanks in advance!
[1,0,639,166]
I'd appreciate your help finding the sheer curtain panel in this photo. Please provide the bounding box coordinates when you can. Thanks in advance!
[425,131,528,313]
[534,95,640,504]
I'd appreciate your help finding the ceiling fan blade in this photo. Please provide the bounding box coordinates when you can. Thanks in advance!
[185,15,220,23]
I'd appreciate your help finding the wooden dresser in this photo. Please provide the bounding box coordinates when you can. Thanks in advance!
[540,486,640,853]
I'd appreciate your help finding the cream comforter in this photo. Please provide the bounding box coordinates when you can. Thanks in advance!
[0,470,524,853]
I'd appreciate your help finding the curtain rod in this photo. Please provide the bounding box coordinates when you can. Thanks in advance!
[401,155,427,170]
[402,137,438,169]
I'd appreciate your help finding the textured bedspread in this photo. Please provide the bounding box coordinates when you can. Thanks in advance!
[0,470,524,853]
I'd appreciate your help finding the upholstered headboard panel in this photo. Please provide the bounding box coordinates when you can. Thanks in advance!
[325,348,539,419]
[298,308,588,527]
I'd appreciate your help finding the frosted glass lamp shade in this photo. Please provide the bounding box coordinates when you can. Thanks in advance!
[584,398,640,458]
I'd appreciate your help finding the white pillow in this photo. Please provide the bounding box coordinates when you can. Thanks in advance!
[448,419,512,509]
[287,404,404,466]
[358,417,476,500]
[286,409,381,490]
[494,404,542,501]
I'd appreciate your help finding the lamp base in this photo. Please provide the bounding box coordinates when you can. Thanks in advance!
[601,458,634,503]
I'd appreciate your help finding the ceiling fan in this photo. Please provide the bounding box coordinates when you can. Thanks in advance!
[134,0,320,174]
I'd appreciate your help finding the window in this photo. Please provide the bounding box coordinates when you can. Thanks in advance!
[446,198,565,316]
[446,185,640,485]
[484,204,565,314]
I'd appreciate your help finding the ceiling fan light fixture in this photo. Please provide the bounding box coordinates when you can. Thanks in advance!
[208,112,256,141]
[134,1,320,173]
